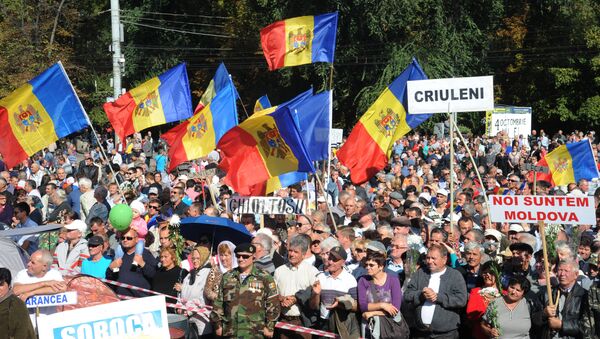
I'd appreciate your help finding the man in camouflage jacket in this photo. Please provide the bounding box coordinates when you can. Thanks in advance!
[211,243,281,338]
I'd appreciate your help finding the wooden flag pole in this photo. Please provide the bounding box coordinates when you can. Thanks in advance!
[314,172,338,233]
[539,222,555,307]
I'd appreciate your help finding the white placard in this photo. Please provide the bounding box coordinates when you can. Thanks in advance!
[488,113,532,139]
[407,76,494,114]
[37,295,170,339]
[330,128,343,145]
[489,195,595,225]
[26,291,78,308]
[227,196,307,215]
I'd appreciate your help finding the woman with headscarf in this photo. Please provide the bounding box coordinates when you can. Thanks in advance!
[203,241,237,304]
[175,246,213,338]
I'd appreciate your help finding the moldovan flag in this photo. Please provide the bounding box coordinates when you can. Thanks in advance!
[0,62,89,169]
[195,63,238,113]
[217,106,315,194]
[337,58,431,184]
[254,95,272,112]
[104,63,193,142]
[544,140,599,186]
[260,12,338,71]
[162,83,238,172]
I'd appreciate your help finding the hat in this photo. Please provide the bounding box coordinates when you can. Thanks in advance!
[418,192,432,203]
[130,200,146,216]
[390,216,411,227]
[366,241,387,255]
[148,187,159,195]
[389,191,403,201]
[177,175,189,182]
[88,235,104,247]
[484,229,503,242]
[65,219,87,234]
[329,246,347,261]
[256,227,273,237]
[234,243,256,254]
[436,188,449,197]
[509,242,534,254]
[509,224,524,233]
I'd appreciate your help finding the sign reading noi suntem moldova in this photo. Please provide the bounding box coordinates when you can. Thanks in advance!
[489,195,595,225]
[407,76,494,114]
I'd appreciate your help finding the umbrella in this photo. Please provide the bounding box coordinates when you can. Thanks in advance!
[180,216,252,249]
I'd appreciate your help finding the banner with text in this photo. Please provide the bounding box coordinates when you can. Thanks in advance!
[227,196,307,215]
[407,76,494,114]
[37,295,169,339]
[486,106,532,138]
[489,195,595,225]
[26,291,77,309]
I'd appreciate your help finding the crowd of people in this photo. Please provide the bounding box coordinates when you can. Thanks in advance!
[0,127,600,339]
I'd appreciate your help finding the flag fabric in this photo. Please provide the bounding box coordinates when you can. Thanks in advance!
[247,171,309,196]
[544,140,599,186]
[254,95,272,112]
[104,63,193,142]
[260,12,338,71]
[217,106,315,195]
[162,83,238,172]
[292,90,332,161]
[0,62,89,169]
[337,58,431,184]
[526,157,554,185]
[195,63,238,113]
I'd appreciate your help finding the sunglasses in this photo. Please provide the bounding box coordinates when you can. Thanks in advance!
[508,179,519,182]
[365,263,378,268]
[312,229,325,234]
[148,205,160,209]
[120,236,135,241]
[88,244,101,248]
[235,254,252,259]
[354,248,365,253]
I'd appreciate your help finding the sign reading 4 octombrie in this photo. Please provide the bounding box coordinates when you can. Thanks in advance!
[37,295,169,339]
[407,76,494,114]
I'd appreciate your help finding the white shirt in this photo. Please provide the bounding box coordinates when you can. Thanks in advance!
[317,270,357,319]
[14,269,64,325]
[421,268,446,325]
[274,261,319,316]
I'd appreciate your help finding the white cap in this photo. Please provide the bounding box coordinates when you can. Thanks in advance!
[509,224,524,233]
[64,220,88,234]
[484,229,503,242]
[418,192,431,202]
[436,188,449,197]
[130,200,146,216]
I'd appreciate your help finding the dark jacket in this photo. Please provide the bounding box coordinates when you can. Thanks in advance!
[105,248,157,298]
[533,283,587,339]
[403,266,468,334]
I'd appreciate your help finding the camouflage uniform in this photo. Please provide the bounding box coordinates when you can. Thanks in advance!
[582,255,599,339]
[210,265,280,338]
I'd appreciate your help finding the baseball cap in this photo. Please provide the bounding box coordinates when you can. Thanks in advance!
[234,243,256,254]
[418,192,432,203]
[64,220,87,234]
[436,188,449,197]
[509,242,534,254]
[366,241,387,256]
[148,187,159,195]
[329,246,347,261]
[508,224,524,233]
[484,229,503,242]
[88,235,104,247]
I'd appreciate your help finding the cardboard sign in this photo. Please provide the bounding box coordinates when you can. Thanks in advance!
[330,128,343,145]
[486,106,532,138]
[227,196,307,215]
[489,195,595,225]
[407,76,494,114]
[37,295,169,339]
[26,291,77,308]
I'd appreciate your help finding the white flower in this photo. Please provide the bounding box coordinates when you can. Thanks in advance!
[407,234,423,250]
[478,287,501,298]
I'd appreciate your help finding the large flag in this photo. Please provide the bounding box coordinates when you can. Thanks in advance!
[195,63,238,113]
[104,63,193,142]
[217,106,315,195]
[162,83,238,172]
[260,12,338,71]
[544,140,599,186]
[0,62,89,169]
[337,58,431,184]
[254,95,272,112]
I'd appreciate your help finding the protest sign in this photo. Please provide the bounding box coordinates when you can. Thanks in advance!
[486,106,532,138]
[190,168,217,179]
[37,295,169,339]
[407,76,494,114]
[26,291,77,309]
[489,195,595,225]
[330,128,343,145]
[227,196,307,215]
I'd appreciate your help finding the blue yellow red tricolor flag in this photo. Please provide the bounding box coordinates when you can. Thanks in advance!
[217,106,315,195]
[544,140,599,186]
[195,63,238,113]
[254,95,272,112]
[162,82,238,172]
[104,63,193,142]
[337,58,431,184]
[0,62,89,169]
[260,12,338,71]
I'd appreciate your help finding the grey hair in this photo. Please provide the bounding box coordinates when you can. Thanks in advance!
[466,229,485,244]
[320,237,340,252]
[53,189,67,202]
[289,234,311,254]
[557,259,579,273]
[253,233,273,253]
[78,177,92,189]
[464,241,483,253]
[38,250,54,267]
[378,225,393,237]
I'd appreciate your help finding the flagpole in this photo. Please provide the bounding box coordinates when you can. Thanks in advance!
[449,108,455,242]
[326,66,334,194]
[314,172,338,233]
[237,95,251,119]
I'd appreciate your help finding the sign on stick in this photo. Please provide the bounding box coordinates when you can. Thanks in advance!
[26,291,77,309]
[486,106,532,138]
[407,76,494,114]
[489,195,595,225]
[227,197,307,215]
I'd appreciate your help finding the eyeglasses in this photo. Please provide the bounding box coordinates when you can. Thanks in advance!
[508,179,519,182]
[120,236,135,241]
[354,248,365,253]
[235,254,252,259]
[149,205,160,210]
[327,255,341,262]
[365,263,378,268]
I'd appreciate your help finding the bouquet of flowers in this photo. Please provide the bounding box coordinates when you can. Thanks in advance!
[478,287,501,299]
[405,234,423,278]
[486,300,502,337]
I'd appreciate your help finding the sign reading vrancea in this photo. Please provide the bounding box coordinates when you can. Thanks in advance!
[407,76,494,114]
[26,291,77,308]
[227,196,307,215]
[489,195,595,225]
[36,295,169,339]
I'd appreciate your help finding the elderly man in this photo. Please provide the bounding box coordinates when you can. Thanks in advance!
[252,233,277,274]
[211,243,280,338]
[78,178,95,220]
[161,186,188,216]
[342,197,357,225]
[534,259,587,338]
[274,234,319,338]
[457,242,484,292]
[85,186,109,225]
[385,233,409,286]
[46,190,71,224]
[53,220,89,275]
[404,244,467,338]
